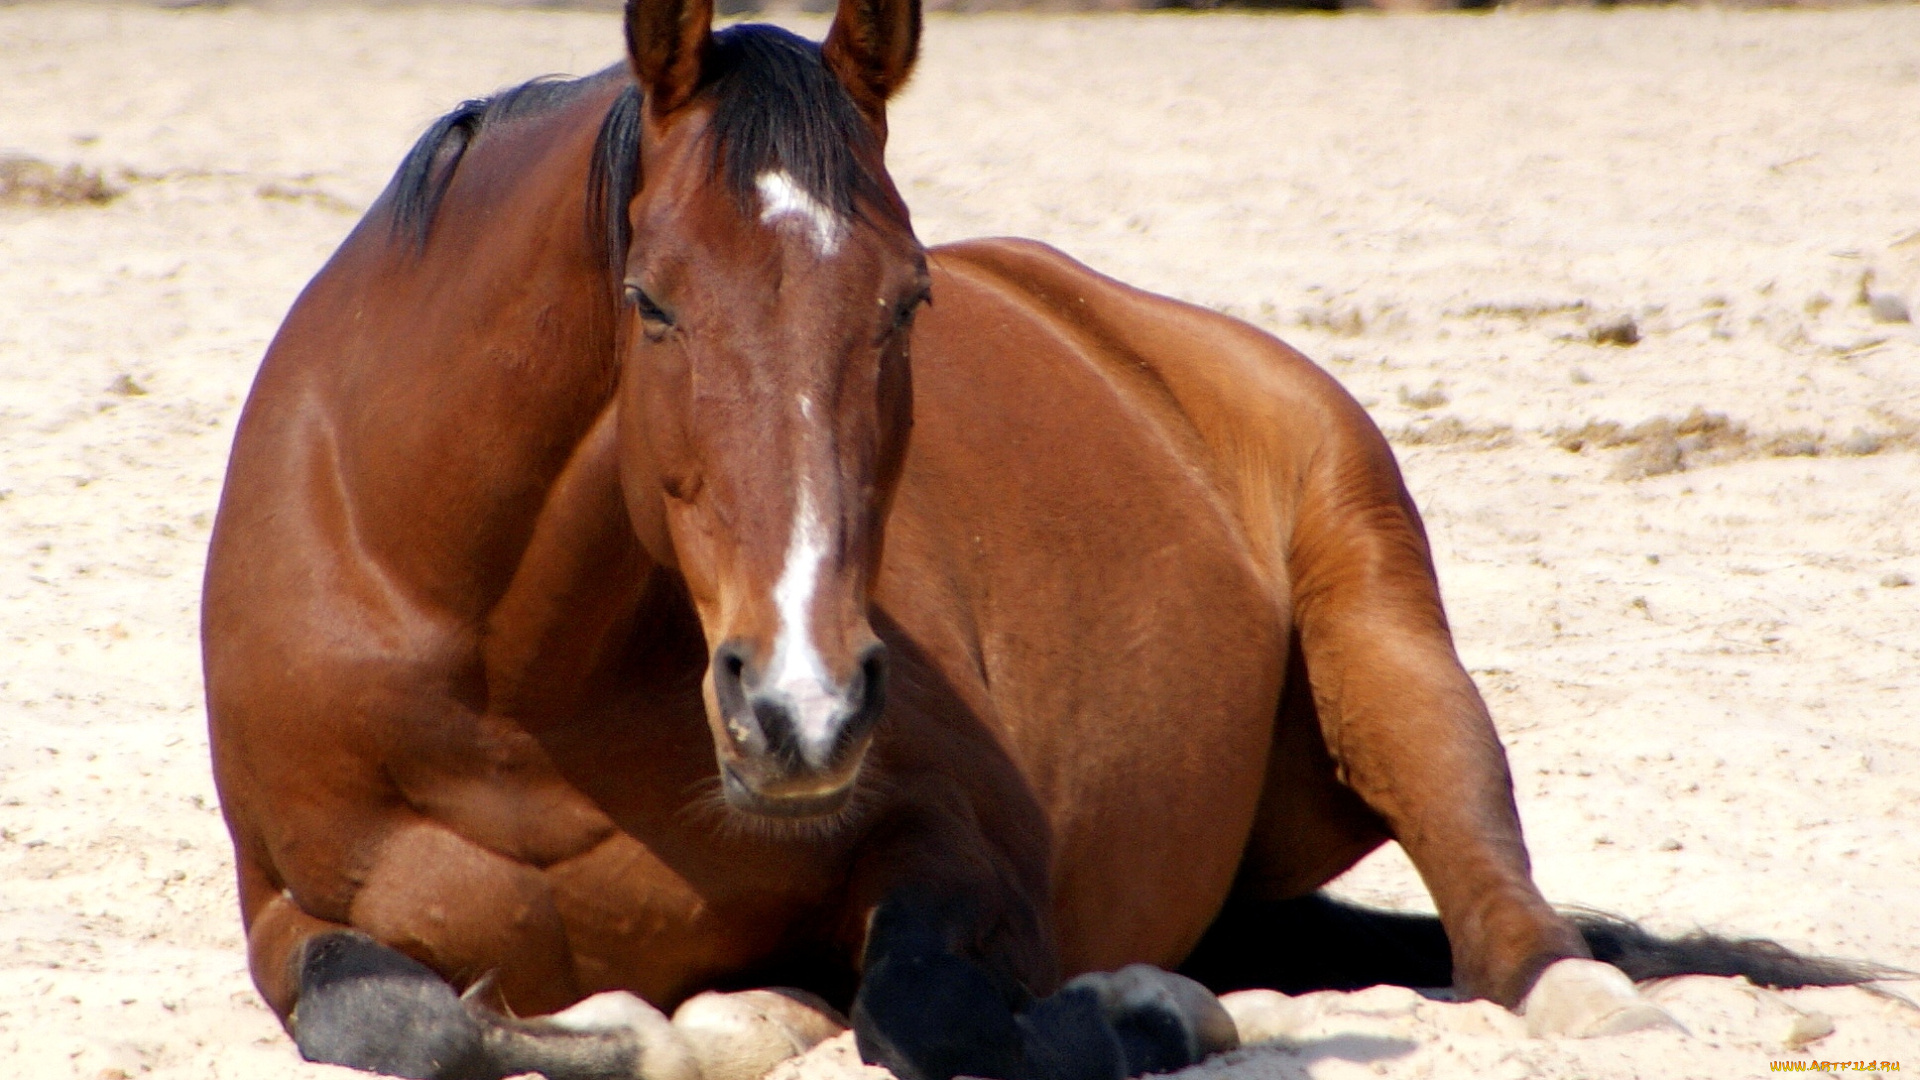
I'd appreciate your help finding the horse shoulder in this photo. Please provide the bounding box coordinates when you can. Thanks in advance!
[207,72,654,929]
[230,82,633,617]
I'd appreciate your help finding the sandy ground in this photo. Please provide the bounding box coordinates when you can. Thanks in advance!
[3,3,1919,1078]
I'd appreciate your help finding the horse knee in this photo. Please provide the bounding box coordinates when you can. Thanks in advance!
[292,930,488,1079]
[349,820,582,1015]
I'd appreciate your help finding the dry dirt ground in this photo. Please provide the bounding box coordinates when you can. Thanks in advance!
[2,3,1918,1078]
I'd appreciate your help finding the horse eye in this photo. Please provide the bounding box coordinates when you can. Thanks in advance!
[624,283,674,329]
[892,287,930,332]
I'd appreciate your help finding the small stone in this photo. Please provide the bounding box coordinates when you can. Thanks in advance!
[1398,382,1449,410]
[1837,429,1884,456]
[1659,838,1683,851]
[1611,434,1684,480]
[1766,435,1821,458]
[1589,316,1639,346]
[1219,989,1315,1044]
[1782,1009,1835,1050]
[1880,572,1912,589]
[673,988,846,1080]
[1867,292,1911,323]
[107,373,148,397]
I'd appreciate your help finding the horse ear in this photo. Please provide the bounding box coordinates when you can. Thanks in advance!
[821,0,921,118]
[626,0,714,115]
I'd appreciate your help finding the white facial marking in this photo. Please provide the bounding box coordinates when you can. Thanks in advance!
[767,477,840,760]
[756,170,846,258]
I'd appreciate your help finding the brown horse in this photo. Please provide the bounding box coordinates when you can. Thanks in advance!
[202,1,1888,1078]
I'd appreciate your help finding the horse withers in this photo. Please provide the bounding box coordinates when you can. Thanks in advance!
[202,0,1890,1078]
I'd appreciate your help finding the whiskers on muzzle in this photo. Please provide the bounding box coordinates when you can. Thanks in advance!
[674,762,894,845]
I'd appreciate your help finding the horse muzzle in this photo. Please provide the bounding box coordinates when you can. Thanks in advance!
[709,638,887,818]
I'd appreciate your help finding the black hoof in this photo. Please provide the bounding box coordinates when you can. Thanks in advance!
[293,931,489,1080]
[1016,985,1126,1080]
[1056,966,1238,1077]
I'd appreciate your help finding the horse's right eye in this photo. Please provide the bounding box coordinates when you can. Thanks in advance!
[624,284,675,334]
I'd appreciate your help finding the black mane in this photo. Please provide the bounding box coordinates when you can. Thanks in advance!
[389,76,609,246]
[385,24,883,276]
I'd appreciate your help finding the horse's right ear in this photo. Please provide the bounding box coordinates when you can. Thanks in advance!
[626,0,714,116]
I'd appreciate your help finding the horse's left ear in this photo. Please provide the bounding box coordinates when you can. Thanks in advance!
[627,0,714,116]
[822,0,921,119]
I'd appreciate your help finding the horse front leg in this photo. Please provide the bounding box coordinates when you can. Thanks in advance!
[243,830,703,1080]
[850,891,1238,1080]
[278,918,843,1080]
[245,822,841,1080]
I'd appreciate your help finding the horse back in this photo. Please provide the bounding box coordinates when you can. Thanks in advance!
[925,238,1416,600]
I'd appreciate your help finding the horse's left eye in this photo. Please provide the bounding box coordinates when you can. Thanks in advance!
[891,287,930,333]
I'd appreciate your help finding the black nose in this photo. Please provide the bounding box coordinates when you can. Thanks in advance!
[711,639,887,771]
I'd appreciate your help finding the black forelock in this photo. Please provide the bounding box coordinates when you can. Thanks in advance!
[702,24,887,221]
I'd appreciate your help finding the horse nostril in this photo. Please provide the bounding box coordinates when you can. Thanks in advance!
[712,640,755,738]
[714,641,751,686]
[752,696,801,765]
[851,640,888,730]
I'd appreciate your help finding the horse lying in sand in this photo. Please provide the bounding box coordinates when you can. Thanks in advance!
[202,1,1891,1077]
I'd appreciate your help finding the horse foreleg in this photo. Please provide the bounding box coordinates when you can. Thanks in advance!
[246,889,513,1079]
[241,830,700,1080]
[850,892,1236,1080]
[292,927,709,1080]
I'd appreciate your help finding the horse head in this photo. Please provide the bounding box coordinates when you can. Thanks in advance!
[614,0,926,820]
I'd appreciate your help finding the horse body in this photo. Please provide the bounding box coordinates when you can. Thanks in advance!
[207,4,1885,1079]
[210,122,1359,1004]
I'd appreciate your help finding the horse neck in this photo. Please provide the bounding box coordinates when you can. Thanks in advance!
[387,76,634,389]
[327,74,646,621]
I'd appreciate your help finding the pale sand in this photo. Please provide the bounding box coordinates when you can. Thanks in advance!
[1,4,1917,1078]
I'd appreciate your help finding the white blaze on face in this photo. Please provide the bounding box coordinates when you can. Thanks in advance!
[767,476,840,758]
[756,170,847,258]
